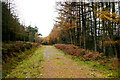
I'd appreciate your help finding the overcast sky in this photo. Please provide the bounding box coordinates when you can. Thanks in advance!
[15,0,58,37]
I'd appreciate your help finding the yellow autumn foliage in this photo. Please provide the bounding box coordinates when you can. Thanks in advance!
[104,15,112,21]
[98,14,104,19]
[94,9,120,23]
[104,11,111,16]
[46,37,50,43]
[104,40,120,44]
[111,12,116,17]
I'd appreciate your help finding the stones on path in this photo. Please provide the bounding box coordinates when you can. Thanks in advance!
[40,74,43,76]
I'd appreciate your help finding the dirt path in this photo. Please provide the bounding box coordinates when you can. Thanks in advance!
[41,46,104,78]
[41,46,86,78]
[5,46,107,78]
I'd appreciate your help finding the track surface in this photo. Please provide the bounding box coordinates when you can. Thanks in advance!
[6,46,106,78]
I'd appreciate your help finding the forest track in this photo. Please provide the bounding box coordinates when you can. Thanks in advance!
[5,45,107,78]
[41,46,86,78]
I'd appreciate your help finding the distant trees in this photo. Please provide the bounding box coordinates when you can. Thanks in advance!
[2,1,41,42]
[46,1,120,58]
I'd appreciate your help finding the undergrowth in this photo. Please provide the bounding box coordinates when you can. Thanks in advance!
[2,41,39,61]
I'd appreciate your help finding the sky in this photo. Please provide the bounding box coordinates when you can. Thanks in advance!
[15,0,58,37]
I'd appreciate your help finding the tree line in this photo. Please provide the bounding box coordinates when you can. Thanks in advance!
[45,1,120,58]
[2,1,42,42]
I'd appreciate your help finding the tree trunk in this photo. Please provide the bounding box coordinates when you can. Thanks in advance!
[81,2,86,50]
[92,2,97,52]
